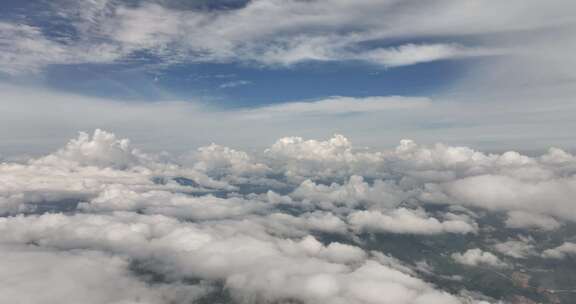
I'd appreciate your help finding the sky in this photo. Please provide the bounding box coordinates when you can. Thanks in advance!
[2,2,576,303]
[1,0,575,154]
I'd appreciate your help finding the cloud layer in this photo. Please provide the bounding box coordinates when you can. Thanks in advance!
[1,130,575,303]
[1,0,573,74]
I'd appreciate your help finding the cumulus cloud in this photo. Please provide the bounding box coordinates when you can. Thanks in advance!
[348,208,477,235]
[264,135,388,182]
[0,130,472,303]
[0,212,462,304]
[451,249,507,268]
[291,175,409,210]
[493,239,536,259]
[2,130,576,303]
[265,135,576,227]
[505,211,562,231]
[0,245,210,304]
[259,212,349,236]
[35,129,147,169]
[542,242,576,259]
[1,1,576,301]
[79,185,270,221]
[0,129,231,215]
[188,143,269,178]
[424,175,576,221]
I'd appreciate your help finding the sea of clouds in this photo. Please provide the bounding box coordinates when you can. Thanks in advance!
[1,129,575,304]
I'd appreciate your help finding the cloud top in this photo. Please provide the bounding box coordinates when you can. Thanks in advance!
[1,130,575,303]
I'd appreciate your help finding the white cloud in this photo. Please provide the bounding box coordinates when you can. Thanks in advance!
[493,239,536,259]
[189,143,269,178]
[542,242,576,259]
[242,96,430,119]
[3,82,576,154]
[348,208,477,235]
[3,0,573,74]
[0,129,235,215]
[424,174,576,221]
[110,3,181,48]
[260,212,349,236]
[2,1,576,155]
[1,129,575,303]
[35,129,147,169]
[264,135,388,182]
[0,212,462,304]
[0,22,122,75]
[80,184,270,221]
[291,176,408,210]
[219,80,252,89]
[0,22,67,75]
[0,245,209,304]
[1,1,576,301]
[5,128,576,229]
[505,211,562,231]
[361,43,496,68]
[451,249,507,268]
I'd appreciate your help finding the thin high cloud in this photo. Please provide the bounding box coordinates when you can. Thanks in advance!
[2,83,576,154]
[1,0,572,74]
[240,96,431,119]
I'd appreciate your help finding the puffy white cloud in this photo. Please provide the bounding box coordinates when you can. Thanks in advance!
[188,143,270,178]
[0,245,209,304]
[80,184,270,221]
[2,129,575,303]
[348,208,477,235]
[451,249,507,268]
[281,236,367,264]
[265,135,386,181]
[505,211,562,231]
[0,212,462,304]
[391,139,493,174]
[291,175,408,210]
[542,242,576,259]
[0,129,482,304]
[4,130,576,229]
[267,134,355,163]
[259,212,349,236]
[493,239,536,259]
[34,129,147,169]
[0,129,232,215]
[423,174,576,221]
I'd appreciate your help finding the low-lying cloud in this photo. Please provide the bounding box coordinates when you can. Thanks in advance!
[1,129,575,303]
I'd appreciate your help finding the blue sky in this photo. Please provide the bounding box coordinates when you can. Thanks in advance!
[0,0,575,153]
[39,58,467,106]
